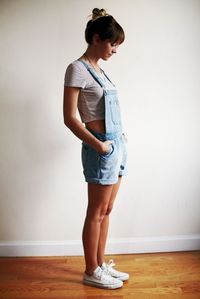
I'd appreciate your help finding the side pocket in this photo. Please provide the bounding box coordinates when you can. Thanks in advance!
[81,142,88,168]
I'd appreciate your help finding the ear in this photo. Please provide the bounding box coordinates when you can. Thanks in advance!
[92,34,101,45]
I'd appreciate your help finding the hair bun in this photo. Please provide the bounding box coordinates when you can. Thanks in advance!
[92,8,108,21]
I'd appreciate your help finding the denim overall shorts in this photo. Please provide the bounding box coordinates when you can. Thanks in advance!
[80,60,127,185]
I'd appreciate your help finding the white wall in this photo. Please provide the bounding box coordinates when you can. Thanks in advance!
[0,0,200,256]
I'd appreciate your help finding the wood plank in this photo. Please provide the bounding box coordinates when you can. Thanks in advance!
[0,251,199,299]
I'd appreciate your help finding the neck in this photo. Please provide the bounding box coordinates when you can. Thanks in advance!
[83,52,101,73]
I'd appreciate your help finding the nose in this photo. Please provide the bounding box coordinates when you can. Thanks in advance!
[112,45,119,54]
[112,47,117,54]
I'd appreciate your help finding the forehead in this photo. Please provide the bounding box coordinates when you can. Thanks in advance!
[101,39,120,46]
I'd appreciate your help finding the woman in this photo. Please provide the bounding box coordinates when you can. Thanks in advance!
[63,8,129,289]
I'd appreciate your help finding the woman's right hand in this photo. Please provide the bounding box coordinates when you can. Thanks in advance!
[98,140,113,155]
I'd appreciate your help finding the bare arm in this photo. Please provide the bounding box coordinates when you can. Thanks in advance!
[63,86,111,154]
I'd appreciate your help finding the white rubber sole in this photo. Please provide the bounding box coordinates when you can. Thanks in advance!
[114,274,129,281]
[83,278,123,289]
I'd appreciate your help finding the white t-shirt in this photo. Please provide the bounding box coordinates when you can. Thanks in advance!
[64,60,114,123]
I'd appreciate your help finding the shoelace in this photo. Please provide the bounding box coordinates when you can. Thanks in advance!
[102,259,116,276]
[107,259,116,269]
[97,267,109,280]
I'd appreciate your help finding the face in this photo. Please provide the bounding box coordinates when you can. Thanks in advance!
[97,39,120,60]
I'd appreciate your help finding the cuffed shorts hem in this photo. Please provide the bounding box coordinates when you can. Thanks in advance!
[85,173,126,185]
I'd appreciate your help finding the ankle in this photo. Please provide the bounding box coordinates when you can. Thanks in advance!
[98,262,104,268]
[85,265,98,276]
[98,258,105,267]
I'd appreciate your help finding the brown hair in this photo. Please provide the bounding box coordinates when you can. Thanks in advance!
[85,8,125,45]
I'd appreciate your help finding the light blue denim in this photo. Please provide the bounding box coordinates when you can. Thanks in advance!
[80,60,127,185]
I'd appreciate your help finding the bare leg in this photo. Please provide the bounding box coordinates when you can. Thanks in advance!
[82,183,113,275]
[97,177,122,266]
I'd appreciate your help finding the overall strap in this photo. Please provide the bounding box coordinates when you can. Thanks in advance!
[79,60,106,88]
[101,70,115,87]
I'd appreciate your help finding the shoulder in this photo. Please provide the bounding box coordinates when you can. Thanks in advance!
[65,60,88,75]
[64,60,89,88]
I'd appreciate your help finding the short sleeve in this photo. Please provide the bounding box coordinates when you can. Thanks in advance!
[64,62,86,88]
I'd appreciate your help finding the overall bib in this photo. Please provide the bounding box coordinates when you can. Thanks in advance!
[80,60,127,185]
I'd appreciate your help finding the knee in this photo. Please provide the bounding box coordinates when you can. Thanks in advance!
[105,205,113,216]
[95,207,113,223]
[100,204,114,219]
[86,205,113,223]
[86,208,106,223]
[98,209,108,222]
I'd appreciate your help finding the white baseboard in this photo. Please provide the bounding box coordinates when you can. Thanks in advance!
[0,235,199,257]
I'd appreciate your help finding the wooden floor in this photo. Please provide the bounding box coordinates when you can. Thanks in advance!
[0,251,200,299]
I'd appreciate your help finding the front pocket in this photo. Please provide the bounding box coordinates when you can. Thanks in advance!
[100,143,114,158]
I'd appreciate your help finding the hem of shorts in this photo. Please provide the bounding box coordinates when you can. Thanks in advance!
[85,177,118,185]
[85,174,126,185]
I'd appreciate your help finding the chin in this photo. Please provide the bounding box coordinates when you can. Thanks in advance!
[103,56,111,61]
